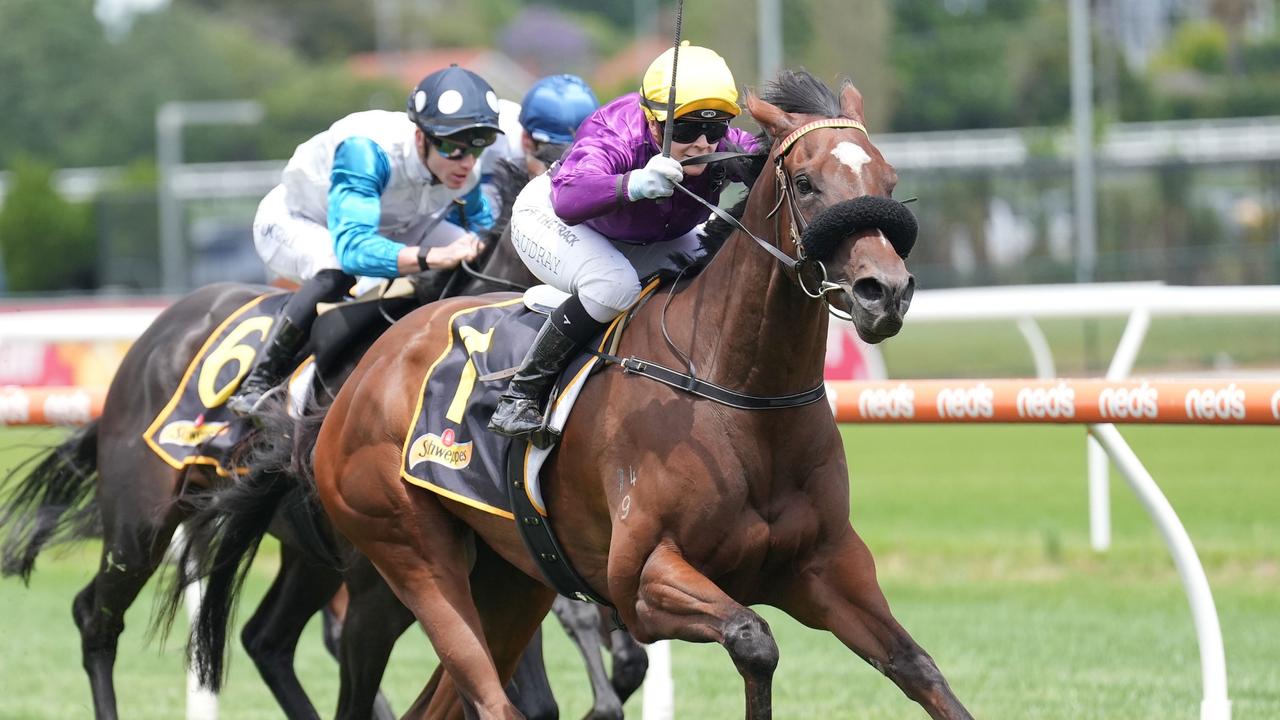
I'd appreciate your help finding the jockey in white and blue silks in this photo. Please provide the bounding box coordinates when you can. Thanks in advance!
[478,74,600,216]
[488,44,761,443]
[227,64,503,416]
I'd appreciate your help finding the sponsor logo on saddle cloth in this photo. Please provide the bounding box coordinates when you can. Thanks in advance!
[400,284,652,519]
[143,292,297,475]
[158,420,230,447]
[408,427,474,470]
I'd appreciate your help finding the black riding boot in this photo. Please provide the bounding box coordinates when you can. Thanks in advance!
[225,317,307,415]
[488,295,607,446]
[226,269,356,416]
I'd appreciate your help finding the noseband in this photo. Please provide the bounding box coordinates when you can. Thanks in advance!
[599,118,912,411]
[767,119,918,308]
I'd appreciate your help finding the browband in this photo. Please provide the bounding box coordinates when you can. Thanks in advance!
[776,119,868,158]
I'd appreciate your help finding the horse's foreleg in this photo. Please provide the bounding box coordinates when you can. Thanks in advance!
[552,596,623,720]
[601,609,648,704]
[335,556,412,720]
[627,544,778,720]
[776,529,972,720]
[504,628,558,720]
[239,542,342,720]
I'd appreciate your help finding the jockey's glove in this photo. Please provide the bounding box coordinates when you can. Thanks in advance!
[626,154,684,201]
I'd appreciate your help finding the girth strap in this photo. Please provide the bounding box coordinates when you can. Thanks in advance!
[590,350,828,411]
[507,438,613,606]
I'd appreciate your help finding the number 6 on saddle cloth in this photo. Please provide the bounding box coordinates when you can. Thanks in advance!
[143,285,424,476]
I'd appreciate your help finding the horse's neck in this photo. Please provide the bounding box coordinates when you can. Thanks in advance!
[668,190,830,397]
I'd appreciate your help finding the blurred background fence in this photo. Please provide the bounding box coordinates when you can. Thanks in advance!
[2,0,1280,296]
[5,115,1280,293]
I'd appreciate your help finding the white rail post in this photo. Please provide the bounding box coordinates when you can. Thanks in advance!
[1089,424,1231,720]
[641,640,674,720]
[1090,306,1152,550]
[1015,316,1056,379]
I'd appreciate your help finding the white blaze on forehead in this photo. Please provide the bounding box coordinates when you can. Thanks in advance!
[831,141,872,178]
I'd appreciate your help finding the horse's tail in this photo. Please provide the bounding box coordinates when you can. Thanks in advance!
[0,421,102,582]
[155,394,331,691]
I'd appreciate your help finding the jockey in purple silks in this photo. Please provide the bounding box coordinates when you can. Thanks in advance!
[489,42,761,443]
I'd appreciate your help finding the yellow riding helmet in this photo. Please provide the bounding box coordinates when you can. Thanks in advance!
[640,42,740,122]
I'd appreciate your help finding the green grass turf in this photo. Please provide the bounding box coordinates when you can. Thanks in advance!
[0,424,1276,718]
[877,315,1280,378]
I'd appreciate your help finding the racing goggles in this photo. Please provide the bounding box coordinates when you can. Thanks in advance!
[668,118,730,144]
[429,129,498,160]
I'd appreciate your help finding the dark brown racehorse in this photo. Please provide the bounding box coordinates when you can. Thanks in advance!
[0,170,631,719]
[0,281,352,720]
[301,71,968,718]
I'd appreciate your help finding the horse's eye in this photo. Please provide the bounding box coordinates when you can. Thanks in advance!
[795,175,814,194]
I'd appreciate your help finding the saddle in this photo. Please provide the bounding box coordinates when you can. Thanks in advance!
[399,281,656,604]
[143,281,423,475]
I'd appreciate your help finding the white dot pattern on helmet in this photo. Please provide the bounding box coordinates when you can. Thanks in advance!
[414,90,427,113]
[486,91,499,113]
[437,89,464,115]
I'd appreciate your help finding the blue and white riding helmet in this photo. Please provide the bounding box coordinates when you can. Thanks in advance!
[407,64,503,142]
[518,74,599,145]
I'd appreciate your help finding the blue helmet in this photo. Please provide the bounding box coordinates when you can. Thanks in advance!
[518,74,599,145]
[407,64,503,138]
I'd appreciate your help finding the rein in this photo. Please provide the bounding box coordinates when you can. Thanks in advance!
[677,118,874,314]
[458,258,531,292]
[586,119,878,412]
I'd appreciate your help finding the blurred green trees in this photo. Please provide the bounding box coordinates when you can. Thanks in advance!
[0,0,399,169]
[0,159,95,292]
[4,0,1280,292]
[7,0,1280,171]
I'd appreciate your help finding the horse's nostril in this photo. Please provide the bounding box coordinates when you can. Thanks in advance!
[852,278,885,306]
[899,276,916,312]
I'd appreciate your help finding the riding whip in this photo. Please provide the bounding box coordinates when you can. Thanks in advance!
[661,0,686,158]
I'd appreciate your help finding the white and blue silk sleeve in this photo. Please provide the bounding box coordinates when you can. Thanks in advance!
[327,137,402,278]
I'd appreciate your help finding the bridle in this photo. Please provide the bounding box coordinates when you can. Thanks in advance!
[675,117,878,320]
[769,118,873,315]
[589,117,898,412]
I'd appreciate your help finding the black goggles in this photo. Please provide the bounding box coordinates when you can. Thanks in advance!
[428,130,498,160]
[668,118,730,144]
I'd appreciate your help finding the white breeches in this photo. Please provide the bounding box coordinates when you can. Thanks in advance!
[253,186,342,284]
[508,173,704,322]
[252,185,470,286]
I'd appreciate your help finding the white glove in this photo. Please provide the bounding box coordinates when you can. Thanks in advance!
[626,154,684,201]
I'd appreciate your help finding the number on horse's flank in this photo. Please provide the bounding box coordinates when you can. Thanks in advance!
[197,316,274,408]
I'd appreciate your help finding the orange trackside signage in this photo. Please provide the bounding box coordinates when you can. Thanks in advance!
[826,379,1280,425]
[8,380,1280,427]
[0,386,107,426]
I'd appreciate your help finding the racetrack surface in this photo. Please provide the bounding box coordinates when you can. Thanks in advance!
[1,424,1276,719]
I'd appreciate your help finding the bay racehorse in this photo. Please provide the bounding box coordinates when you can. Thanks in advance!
[0,160,640,719]
[200,70,970,718]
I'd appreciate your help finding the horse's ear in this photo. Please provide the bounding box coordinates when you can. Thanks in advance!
[746,89,799,141]
[838,82,865,123]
